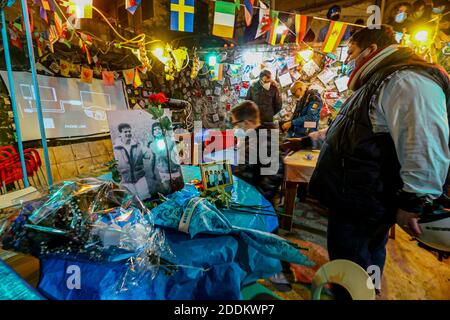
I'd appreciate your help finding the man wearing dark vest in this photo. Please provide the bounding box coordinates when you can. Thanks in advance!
[308,26,450,296]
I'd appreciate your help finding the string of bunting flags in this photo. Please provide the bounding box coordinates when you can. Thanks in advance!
[4,0,366,90]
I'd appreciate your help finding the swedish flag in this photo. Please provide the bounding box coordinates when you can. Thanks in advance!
[170,0,195,33]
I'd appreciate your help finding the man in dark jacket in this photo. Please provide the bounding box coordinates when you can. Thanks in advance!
[231,100,290,291]
[308,25,450,296]
[282,81,323,138]
[113,123,152,199]
[231,100,284,206]
[317,5,351,42]
[246,70,282,126]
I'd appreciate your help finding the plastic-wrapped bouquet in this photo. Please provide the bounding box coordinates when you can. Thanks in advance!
[152,185,314,267]
[0,178,176,292]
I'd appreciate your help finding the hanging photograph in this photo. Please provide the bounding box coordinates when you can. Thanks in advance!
[106,110,184,200]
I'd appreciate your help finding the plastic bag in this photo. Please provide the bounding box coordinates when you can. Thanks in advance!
[151,185,314,267]
[0,178,174,293]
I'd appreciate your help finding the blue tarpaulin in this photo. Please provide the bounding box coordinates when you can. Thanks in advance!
[0,259,44,300]
[36,166,308,299]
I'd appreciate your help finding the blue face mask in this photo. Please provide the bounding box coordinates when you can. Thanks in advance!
[395,12,407,23]
[345,59,356,76]
[432,7,444,14]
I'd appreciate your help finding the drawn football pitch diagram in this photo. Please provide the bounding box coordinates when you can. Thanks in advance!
[18,84,112,121]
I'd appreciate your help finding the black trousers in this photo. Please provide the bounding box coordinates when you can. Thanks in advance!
[327,213,393,275]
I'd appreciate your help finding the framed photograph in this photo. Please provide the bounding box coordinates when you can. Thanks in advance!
[106,110,184,200]
[200,161,233,191]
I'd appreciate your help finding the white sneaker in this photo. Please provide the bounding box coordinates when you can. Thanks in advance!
[268,272,292,292]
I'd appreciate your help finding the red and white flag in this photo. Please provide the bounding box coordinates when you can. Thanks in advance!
[255,1,271,39]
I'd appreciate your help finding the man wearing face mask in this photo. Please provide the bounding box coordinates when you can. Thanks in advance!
[308,25,450,297]
[317,5,351,42]
[388,3,412,33]
[411,0,432,24]
[432,0,450,34]
[246,69,282,126]
[281,81,323,139]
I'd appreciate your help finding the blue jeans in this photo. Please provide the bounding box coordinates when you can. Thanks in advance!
[327,213,393,274]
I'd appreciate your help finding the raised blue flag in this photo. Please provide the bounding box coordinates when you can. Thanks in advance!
[170,0,194,33]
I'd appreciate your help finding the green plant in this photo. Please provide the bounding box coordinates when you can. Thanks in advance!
[201,186,232,209]
[105,160,121,183]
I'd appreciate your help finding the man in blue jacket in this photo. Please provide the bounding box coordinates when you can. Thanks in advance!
[282,81,323,138]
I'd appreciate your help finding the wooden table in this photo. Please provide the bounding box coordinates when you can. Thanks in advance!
[280,150,319,231]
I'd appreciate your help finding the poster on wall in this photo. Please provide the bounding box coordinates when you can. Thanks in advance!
[0,71,128,140]
[106,110,184,200]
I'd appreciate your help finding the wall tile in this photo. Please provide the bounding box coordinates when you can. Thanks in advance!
[35,147,56,165]
[53,145,75,164]
[88,141,108,157]
[76,158,94,176]
[103,139,113,153]
[57,162,78,180]
[71,143,91,160]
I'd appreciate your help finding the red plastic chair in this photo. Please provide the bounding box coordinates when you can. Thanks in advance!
[24,148,47,186]
[0,146,45,192]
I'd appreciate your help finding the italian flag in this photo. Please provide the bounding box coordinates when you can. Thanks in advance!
[212,1,236,39]
[212,63,224,81]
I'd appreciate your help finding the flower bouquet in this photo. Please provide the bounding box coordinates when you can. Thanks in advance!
[0,178,176,292]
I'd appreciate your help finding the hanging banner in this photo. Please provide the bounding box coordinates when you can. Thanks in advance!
[133,69,142,88]
[81,66,93,83]
[255,0,271,38]
[244,0,254,27]
[212,1,236,39]
[170,0,195,33]
[123,68,135,85]
[295,14,310,45]
[126,0,141,15]
[322,21,348,53]
[102,71,115,86]
[60,60,71,76]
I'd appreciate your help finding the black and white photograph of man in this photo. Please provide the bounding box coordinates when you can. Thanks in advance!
[107,110,184,199]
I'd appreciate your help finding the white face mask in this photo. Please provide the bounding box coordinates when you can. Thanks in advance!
[261,81,271,90]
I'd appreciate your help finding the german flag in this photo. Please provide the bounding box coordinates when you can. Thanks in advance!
[267,16,288,46]
[321,21,348,53]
